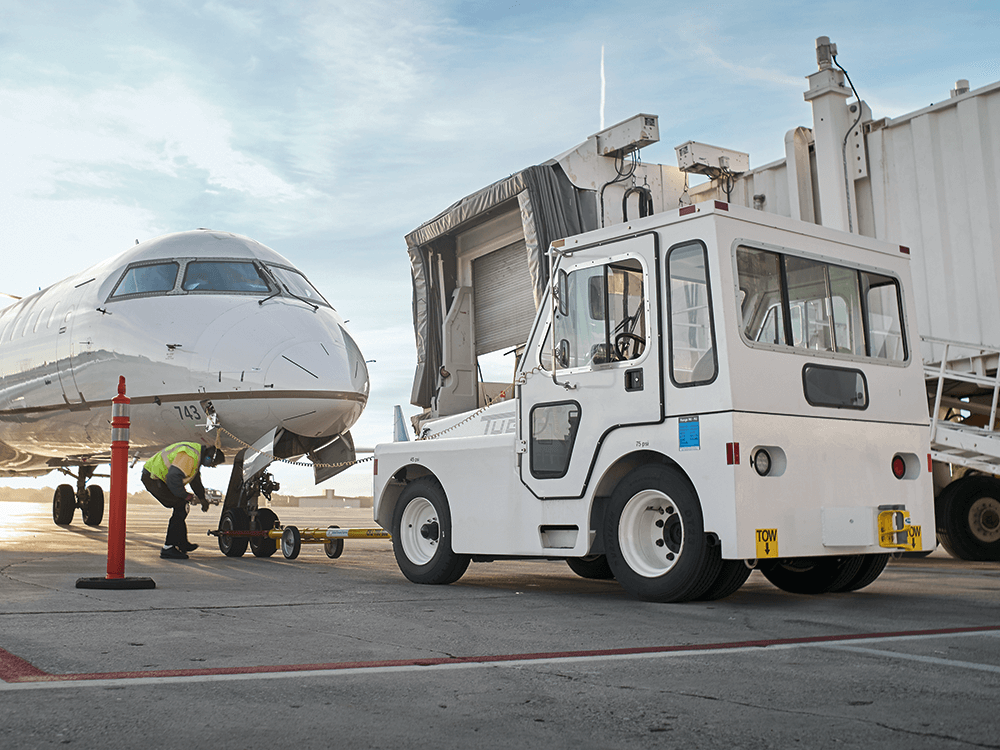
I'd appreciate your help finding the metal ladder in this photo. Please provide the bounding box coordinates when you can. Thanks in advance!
[924,336,1000,474]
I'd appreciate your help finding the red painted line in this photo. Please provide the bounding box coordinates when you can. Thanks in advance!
[4,625,1000,684]
[0,647,49,682]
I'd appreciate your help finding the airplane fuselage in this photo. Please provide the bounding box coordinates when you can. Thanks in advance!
[0,230,369,477]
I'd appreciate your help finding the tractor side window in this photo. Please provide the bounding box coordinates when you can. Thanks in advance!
[863,272,906,361]
[669,242,717,385]
[738,247,785,345]
[530,401,581,479]
[548,259,645,370]
[736,245,907,363]
[110,262,179,298]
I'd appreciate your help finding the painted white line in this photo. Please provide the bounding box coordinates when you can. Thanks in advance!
[2,628,997,692]
[820,643,1000,674]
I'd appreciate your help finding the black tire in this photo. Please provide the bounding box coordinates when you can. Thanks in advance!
[324,526,344,559]
[760,555,864,595]
[53,484,75,525]
[566,555,615,580]
[249,508,279,557]
[281,526,301,559]
[833,553,890,592]
[218,508,250,558]
[936,475,1000,561]
[603,465,722,603]
[694,558,753,601]
[81,485,104,527]
[391,478,470,585]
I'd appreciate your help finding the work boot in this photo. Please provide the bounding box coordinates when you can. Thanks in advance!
[160,546,189,560]
[179,541,199,552]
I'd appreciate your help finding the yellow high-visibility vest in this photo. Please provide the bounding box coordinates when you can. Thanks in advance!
[144,442,202,484]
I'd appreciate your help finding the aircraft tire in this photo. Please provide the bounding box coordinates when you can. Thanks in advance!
[324,526,344,559]
[53,484,75,525]
[694,559,753,601]
[82,485,104,527]
[249,508,279,558]
[603,464,722,603]
[565,555,615,580]
[391,478,469,585]
[832,553,890,592]
[281,526,301,559]
[936,475,1000,561]
[759,555,864,595]
[218,508,250,557]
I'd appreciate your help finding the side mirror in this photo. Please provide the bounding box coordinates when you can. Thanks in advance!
[557,339,570,369]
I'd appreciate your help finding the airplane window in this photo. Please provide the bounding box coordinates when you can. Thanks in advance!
[267,265,330,307]
[182,261,270,293]
[111,262,179,298]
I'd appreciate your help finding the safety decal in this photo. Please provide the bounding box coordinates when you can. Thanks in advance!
[756,528,779,558]
[678,416,700,451]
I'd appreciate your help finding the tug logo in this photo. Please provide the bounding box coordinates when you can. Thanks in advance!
[481,415,517,436]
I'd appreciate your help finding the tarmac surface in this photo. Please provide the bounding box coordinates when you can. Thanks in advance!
[1,498,998,749]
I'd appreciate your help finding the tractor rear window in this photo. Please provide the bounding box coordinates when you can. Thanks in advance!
[737,246,907,363]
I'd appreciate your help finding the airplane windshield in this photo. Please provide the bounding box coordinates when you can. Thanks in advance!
[110,262,179,298]
[267,265,330,307]
[182,261,270,293]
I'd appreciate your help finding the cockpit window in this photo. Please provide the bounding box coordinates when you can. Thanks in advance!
[267,265,330,307]
[182,261,270,293]
[110,262,179,298]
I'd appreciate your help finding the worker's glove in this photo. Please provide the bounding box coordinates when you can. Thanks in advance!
[198,496,210,512]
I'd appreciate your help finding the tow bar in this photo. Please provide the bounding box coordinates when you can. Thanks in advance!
[210,524,391,560]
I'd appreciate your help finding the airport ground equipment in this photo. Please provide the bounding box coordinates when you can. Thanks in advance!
[375,201,934,602]
[278,525,391,560]
[210,512,390,560]
[398,36,1000,561]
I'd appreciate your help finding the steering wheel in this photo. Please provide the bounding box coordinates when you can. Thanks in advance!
[614,332,645,361]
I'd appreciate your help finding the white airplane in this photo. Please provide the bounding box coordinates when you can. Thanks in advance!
[0,229,369,553]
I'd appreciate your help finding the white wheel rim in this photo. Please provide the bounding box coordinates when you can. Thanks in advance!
[400,497,439,566]
[281,529,297,557]
[968,496,1000,544]
[618,488,684,578]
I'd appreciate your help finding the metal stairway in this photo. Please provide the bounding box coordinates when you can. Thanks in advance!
[924,336,1000,474]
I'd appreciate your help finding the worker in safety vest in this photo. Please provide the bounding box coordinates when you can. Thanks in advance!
[142,442,225,560]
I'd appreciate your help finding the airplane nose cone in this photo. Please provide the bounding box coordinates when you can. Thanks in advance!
[265,334,368,438]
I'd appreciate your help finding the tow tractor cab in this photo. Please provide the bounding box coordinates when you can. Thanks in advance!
[373,202,933,602]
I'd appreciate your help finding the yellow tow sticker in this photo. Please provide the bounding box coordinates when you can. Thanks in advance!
[906,525,922,551]
[756,528,779,558]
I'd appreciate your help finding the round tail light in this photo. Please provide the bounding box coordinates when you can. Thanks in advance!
[891,454,906,479]
[753,448,772,477]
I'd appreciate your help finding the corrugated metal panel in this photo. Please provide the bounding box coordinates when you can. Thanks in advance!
[867,83,1000,351]
[473,240,536,356]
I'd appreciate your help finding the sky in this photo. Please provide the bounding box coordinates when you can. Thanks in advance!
[1,0,998,498]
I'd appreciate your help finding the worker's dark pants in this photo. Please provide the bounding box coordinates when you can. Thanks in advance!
[141,469,190,548]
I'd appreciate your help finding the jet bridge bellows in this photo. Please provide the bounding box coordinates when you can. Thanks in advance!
[406,163,597,418]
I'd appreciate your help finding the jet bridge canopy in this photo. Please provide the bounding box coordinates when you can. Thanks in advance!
[406,162,597,412]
